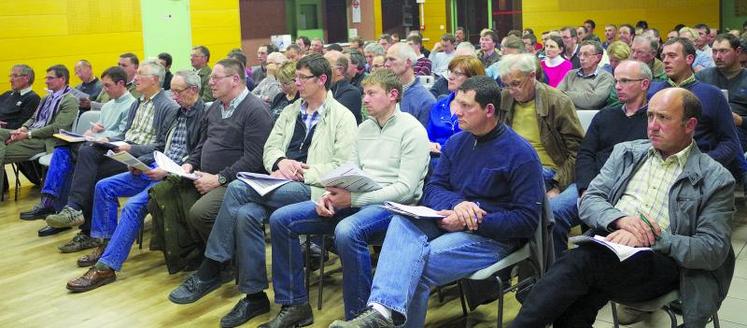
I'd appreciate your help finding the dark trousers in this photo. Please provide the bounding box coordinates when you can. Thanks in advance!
[67,144,127,235]
[510,245,679,328]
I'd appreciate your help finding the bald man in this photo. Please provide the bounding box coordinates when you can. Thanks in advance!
[325,50,362,123]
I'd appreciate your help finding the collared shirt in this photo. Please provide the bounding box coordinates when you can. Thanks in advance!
[614,141,694,230]
[576,65,601,78]
[124,91,160,145]
[620,103,648,117]
[667,74,697,88]
[219,87,249,119]
[299,100,323,139]
[402,77,416,94]
[18,86,33,96]
[163,105,196,164]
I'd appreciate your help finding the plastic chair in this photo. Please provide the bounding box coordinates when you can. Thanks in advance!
[576,110,599,133]
[456,196,555,328]
[610,290,720,328]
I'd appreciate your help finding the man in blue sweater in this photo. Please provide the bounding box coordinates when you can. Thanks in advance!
[385,43,436,127]
[330,76,545,328]
[648,37,747,180]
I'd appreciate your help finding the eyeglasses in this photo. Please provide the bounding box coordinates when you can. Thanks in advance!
[448,70,468,78]
[209,75,233,82]
[579,52,600,58]
[615,78,645,84]
[294,74,317,82]
[9,74,27,79]
[171,87,192,94]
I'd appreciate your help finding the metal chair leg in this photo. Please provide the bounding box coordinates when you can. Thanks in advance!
[317,236,325,310]
[496,276,504,328]
[712,311,720,328]
[12,163,21,201]
[610,302,620,328]
[663,305,677,328]
[457,281,468,317]
[304,236,311,292]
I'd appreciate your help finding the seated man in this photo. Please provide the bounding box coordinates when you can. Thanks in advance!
[65,70,208,292]
[511,88,735,328]
[572,60,652,247]
[20,66,134,228]
[73,60,104,113]
[43,60,178,245]
[696,33,747,149]
[557,40,615,110]
[148,58,274,274]
[331,76,544,328]
[262,69,430,326]
[0,64,40,130]
[386,43,436,127]
[0,64,78,196]
[167,54,357,328]
[497,53,585,258]
[325,50,363,124]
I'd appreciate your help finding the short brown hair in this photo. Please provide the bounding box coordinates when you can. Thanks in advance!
[362,69,402,101]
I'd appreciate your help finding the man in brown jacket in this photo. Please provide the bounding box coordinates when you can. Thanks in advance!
[497,53,585,258]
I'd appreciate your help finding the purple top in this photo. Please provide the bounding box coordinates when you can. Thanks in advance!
[541,59,573,88]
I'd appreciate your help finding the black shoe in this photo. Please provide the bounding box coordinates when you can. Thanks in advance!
[258,304,314,328]
[20,204,55,221]
[38,225,71,237]
[329,307,394,328]
[303,243,329,272]
[220,294,271,328]
[168,272,222,304]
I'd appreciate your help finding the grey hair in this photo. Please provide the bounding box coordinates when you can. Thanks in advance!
[456,42,476,53]
[496,53,538,78]
[12,64,35,84]
[390,43,418,64]
[364,43,386,56]
[173,70,201,93]
[141,59,166,84]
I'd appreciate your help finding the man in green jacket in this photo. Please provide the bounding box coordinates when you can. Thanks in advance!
[167,54,358,328]
[0,64,78,196]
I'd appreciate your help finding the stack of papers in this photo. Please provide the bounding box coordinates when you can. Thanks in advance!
[237,172,290,196]
[381,202,445,219]
[105,150,150,171]
[569,235,652,262]
[53,130,88,143]
[321,164,381,192]
[154,151,198,180]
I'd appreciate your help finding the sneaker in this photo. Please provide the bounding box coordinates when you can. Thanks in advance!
[258,304,314,328]
[59,233,102,253]
[168,272,222,304]
[46,206,85,228]
[329,307,394,328]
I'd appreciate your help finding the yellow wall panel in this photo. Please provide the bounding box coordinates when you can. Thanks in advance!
[190,0,242,65]
[522,0,718,39]
[422,0,448,49]
[0,0,143,95]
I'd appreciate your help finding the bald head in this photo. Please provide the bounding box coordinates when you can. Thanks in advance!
[647,88,701,157]
[324,50,348,82]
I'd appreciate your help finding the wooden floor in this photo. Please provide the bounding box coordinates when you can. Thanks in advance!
[3,167,747,328]
[0,171,514,328]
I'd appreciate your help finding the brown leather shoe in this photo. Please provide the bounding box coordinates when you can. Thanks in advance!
[66,267,116,292]
[77,245,106,267]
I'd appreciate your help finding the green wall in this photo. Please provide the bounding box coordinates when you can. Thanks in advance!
[722,0,747,31]
[141,0,193,72]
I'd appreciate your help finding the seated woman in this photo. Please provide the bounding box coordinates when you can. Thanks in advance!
[251,52,287,105]
[426,55,485,155]
[540,35,573,87]
[268,61,299,121]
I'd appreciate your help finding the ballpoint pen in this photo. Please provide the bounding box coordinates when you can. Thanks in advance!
[638,212,659,240]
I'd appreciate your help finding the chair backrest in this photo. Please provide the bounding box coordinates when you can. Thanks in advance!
[75,111,101,135]
[577,110,599,133]
[418,75,435,89]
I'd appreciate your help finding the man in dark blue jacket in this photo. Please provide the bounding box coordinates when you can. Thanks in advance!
[329,76,545,328]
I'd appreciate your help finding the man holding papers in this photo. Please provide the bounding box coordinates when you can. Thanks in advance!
[511,88,735,327]
[65,70,207,292]
[42,60,178,246]
[331,76,545,328]
[148,58,273,274]
[20,66,134,229]
[262,69,430,326]
[168,54,356,328]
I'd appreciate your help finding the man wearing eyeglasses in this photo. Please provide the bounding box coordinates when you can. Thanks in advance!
[325,50,362,124]
[0,64,77,197]
[631,36,667,81]
[148,58,274,275]
[168,54,357,328]
[44,60,178,245]
[497,53,584,259]
[191,45,214,102]
[0,64,41,130]
[557,40,615,111]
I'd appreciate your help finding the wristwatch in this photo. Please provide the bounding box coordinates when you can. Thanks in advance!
[218,174,227,186]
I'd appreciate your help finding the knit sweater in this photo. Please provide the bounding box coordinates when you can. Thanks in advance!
[422,123,545,242]
[401,77,436,128]
[557,68,615,110]
[350,110,430,207]
[0,89,40,129]
[96,92,136,139]
[575,104,648,191]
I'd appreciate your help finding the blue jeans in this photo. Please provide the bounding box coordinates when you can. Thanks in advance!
[92,171,158,271]
[550,183,580,258]
[367,215,520,328]
[269,201,392,318]
[204,179,310,294]
[41,146,75,210]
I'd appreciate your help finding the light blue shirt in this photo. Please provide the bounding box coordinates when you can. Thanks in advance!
[96,91,136,139]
